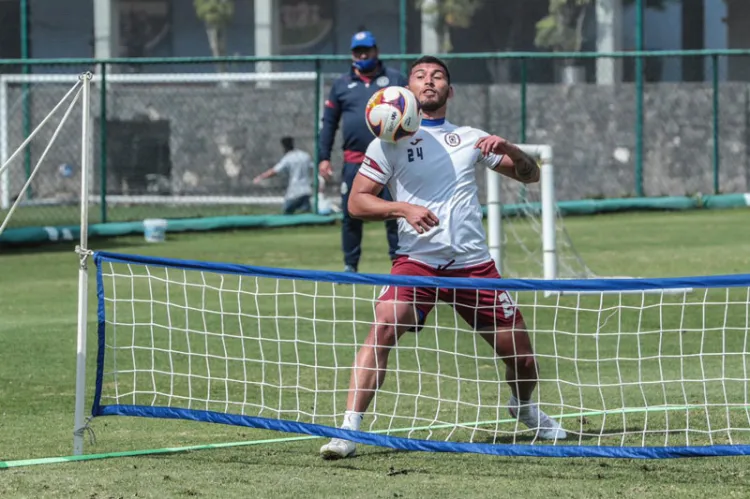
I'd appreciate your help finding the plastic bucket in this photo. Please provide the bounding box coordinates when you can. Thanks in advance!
[143,218,168,243]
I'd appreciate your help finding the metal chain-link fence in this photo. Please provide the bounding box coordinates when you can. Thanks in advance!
[1,52,746,231]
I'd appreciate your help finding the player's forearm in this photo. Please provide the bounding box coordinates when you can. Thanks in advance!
[255,169,276,181]
[348,193,409,221]
[504,143,540,183]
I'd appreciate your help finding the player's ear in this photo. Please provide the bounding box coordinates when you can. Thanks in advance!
[448,85,454,99]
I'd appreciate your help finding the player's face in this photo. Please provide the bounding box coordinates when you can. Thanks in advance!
[408,63,451,113]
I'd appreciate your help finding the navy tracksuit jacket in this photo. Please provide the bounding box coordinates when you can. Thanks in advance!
[318,63,408,270]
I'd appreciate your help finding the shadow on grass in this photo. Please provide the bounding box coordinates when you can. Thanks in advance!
[0,236,150,255]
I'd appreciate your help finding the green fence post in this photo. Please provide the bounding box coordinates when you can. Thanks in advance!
[20,0,31,200]
[399,0,407,75]
[712,53,720,195]
[520,57,527,143]
[313,59,322,214]
[520,57,528,203]
[99,62,108,223]
[634,0,645,197]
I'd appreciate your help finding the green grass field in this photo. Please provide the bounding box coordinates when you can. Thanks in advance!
[1,202,281,228]
[3,209,750,498]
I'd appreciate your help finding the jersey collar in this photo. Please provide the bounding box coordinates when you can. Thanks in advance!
[421,117,446,127]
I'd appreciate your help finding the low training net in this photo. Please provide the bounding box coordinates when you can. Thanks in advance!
[91,251,750,458]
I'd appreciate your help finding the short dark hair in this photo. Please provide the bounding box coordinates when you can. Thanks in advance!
[281,136,294,150]
[409,56,451,83]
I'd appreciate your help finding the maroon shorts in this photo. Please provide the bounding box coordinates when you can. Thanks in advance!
[378,256,523,331]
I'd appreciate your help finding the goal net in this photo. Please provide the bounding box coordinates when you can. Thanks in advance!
[92,250,750,458]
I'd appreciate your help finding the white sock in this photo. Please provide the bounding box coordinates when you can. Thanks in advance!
[510,394,530,407]
[342,411,363,431]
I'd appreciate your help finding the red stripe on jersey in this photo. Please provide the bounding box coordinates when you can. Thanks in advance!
[344,150,365,164]
[359,169,386,185]
[324,99,336,109]
[362,155,383,174]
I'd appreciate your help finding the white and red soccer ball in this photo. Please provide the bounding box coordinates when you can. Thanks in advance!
[365,86,422,143]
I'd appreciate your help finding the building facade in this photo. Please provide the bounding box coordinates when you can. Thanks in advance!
[0,0,745,82]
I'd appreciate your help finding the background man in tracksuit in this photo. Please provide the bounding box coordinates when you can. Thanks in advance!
[318,30,407,273]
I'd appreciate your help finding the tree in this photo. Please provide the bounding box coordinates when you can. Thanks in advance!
[417,0,541,83]
[534,0,676,81]
[535,0,675,54]
[416,0,484,53]
[534,0,589,54]
[194,0,234,72]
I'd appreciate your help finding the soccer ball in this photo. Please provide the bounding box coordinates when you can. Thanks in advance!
[365,86,422,143]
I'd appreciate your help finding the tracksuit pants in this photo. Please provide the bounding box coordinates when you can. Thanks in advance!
[340,161,399,270]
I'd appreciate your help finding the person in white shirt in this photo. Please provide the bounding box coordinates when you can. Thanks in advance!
[319,55,566,460]
[254,137,314,214]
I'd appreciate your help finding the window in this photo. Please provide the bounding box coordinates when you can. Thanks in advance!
[119,0,172,58]
[279,0,334,54]
[0,0,22,73]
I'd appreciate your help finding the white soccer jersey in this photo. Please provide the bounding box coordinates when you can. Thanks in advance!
[360,118,504,268]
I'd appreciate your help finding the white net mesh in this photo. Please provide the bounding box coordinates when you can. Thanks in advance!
[495,176,594,279]
[95,255,750,452]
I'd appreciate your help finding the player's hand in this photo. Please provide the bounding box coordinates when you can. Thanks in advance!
[253,176,263,185]
[474,135,512,156]
[403,204,439,234]
[318,160,333,179]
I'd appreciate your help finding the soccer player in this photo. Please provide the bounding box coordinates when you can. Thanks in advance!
[319,55,566,459]
[253,137,314,215]
[318,30,407,273]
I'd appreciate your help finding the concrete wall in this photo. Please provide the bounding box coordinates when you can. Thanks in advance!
[5,80,747,208]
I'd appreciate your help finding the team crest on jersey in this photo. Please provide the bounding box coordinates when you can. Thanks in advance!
[444,133,461,147]
[376,76,390,87]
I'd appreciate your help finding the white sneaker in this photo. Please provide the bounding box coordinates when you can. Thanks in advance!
[319,438,356,460]
[508,398,567,441]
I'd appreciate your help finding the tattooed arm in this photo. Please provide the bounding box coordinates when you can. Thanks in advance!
[475,135,540,184]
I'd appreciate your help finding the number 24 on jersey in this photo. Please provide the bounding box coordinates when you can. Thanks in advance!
[407,147,423,163]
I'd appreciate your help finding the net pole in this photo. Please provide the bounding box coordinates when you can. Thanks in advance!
[486,167,503,274]
[73,72,93,456]
[539,145,557,280]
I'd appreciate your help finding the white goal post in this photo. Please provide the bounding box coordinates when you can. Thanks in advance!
[486,144,557,280]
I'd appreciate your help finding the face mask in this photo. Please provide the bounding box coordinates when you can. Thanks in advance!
[353,57,378,73]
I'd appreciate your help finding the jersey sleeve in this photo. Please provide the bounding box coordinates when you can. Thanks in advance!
[272,156,289,174]
[473,129,505,169]
[359,140,393,185]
